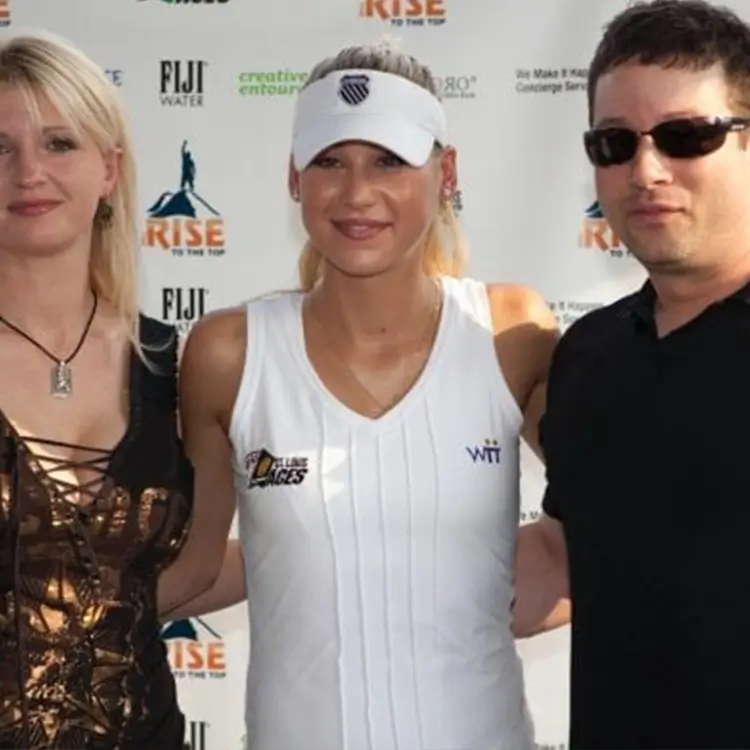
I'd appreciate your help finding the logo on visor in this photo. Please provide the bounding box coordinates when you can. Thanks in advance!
[338,74,370,105]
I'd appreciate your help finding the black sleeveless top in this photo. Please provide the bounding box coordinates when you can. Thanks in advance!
[0,316,193,749]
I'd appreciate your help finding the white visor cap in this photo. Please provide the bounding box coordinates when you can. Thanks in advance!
[292,68,447,170]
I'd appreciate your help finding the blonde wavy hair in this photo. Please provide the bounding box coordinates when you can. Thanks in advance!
[0,31,142,351]
[296,42,467,292]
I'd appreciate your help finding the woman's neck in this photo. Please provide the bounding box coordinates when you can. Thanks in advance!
[0,249,95,352]
[307,267,441,348]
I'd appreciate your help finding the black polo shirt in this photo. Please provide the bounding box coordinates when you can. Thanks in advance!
[541,280,750,750]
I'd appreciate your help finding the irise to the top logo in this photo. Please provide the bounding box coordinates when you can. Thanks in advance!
[359,0,446,24]
[143,140,225,258]
[579,201,629,257]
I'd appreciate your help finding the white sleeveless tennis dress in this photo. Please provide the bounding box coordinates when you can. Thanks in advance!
[229,276,533,750]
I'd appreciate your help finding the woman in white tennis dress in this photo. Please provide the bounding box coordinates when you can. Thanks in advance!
[175,42,562,750]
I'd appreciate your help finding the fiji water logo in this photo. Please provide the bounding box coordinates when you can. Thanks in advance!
[186,720,210,750]
[465,438,501,464]
[161,617,226,679]
[579,200,629,258]
[143,140,225,258]
[359,0,446,25]
[162,286,209,336]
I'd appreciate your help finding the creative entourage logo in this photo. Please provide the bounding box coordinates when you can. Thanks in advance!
[0,0,10,27]
[359,0,447,25]
[161,618,227,679]
[238,69,308,97]
[160,60,207,106]
[143,140,225,257]
[579,200,631,258]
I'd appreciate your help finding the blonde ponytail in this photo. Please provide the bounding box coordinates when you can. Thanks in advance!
[298,243,323,292]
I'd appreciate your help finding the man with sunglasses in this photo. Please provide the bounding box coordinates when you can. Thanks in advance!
[513,1,750,748]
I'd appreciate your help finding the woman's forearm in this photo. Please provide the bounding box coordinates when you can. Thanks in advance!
[161,539,247,621]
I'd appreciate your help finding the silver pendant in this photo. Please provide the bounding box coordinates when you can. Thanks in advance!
[51,361,72,398]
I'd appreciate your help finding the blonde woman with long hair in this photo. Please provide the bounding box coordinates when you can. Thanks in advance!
[0,32,232,749]
[178,42,559,749]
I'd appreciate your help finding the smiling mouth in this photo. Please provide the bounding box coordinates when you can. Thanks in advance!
[332,220,390,240]
[8,201,62,216]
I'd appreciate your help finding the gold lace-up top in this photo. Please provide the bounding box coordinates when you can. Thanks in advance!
[0,316,193,750]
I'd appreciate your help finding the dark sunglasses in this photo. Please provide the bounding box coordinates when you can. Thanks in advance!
[583,116,750,167]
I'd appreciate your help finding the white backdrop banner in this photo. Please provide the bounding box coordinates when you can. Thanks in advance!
[6,0,719,747]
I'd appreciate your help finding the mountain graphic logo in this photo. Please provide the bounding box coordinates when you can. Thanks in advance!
[161,617,221,641]
[584,200,603,219]
[143,140,226,257]
[146,187,218,219]
[147,140,218,219]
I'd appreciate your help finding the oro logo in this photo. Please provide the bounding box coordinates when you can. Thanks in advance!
[435,75,477,100]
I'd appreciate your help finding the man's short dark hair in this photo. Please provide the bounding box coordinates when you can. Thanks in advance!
[587,0,750,123]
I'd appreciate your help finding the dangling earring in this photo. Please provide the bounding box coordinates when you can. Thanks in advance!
[441,179,457,201]
[451,188,463,216]
[440,184,462,217]
[94,197,114,229]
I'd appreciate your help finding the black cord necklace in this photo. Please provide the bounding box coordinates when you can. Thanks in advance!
[0,292,98,399]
